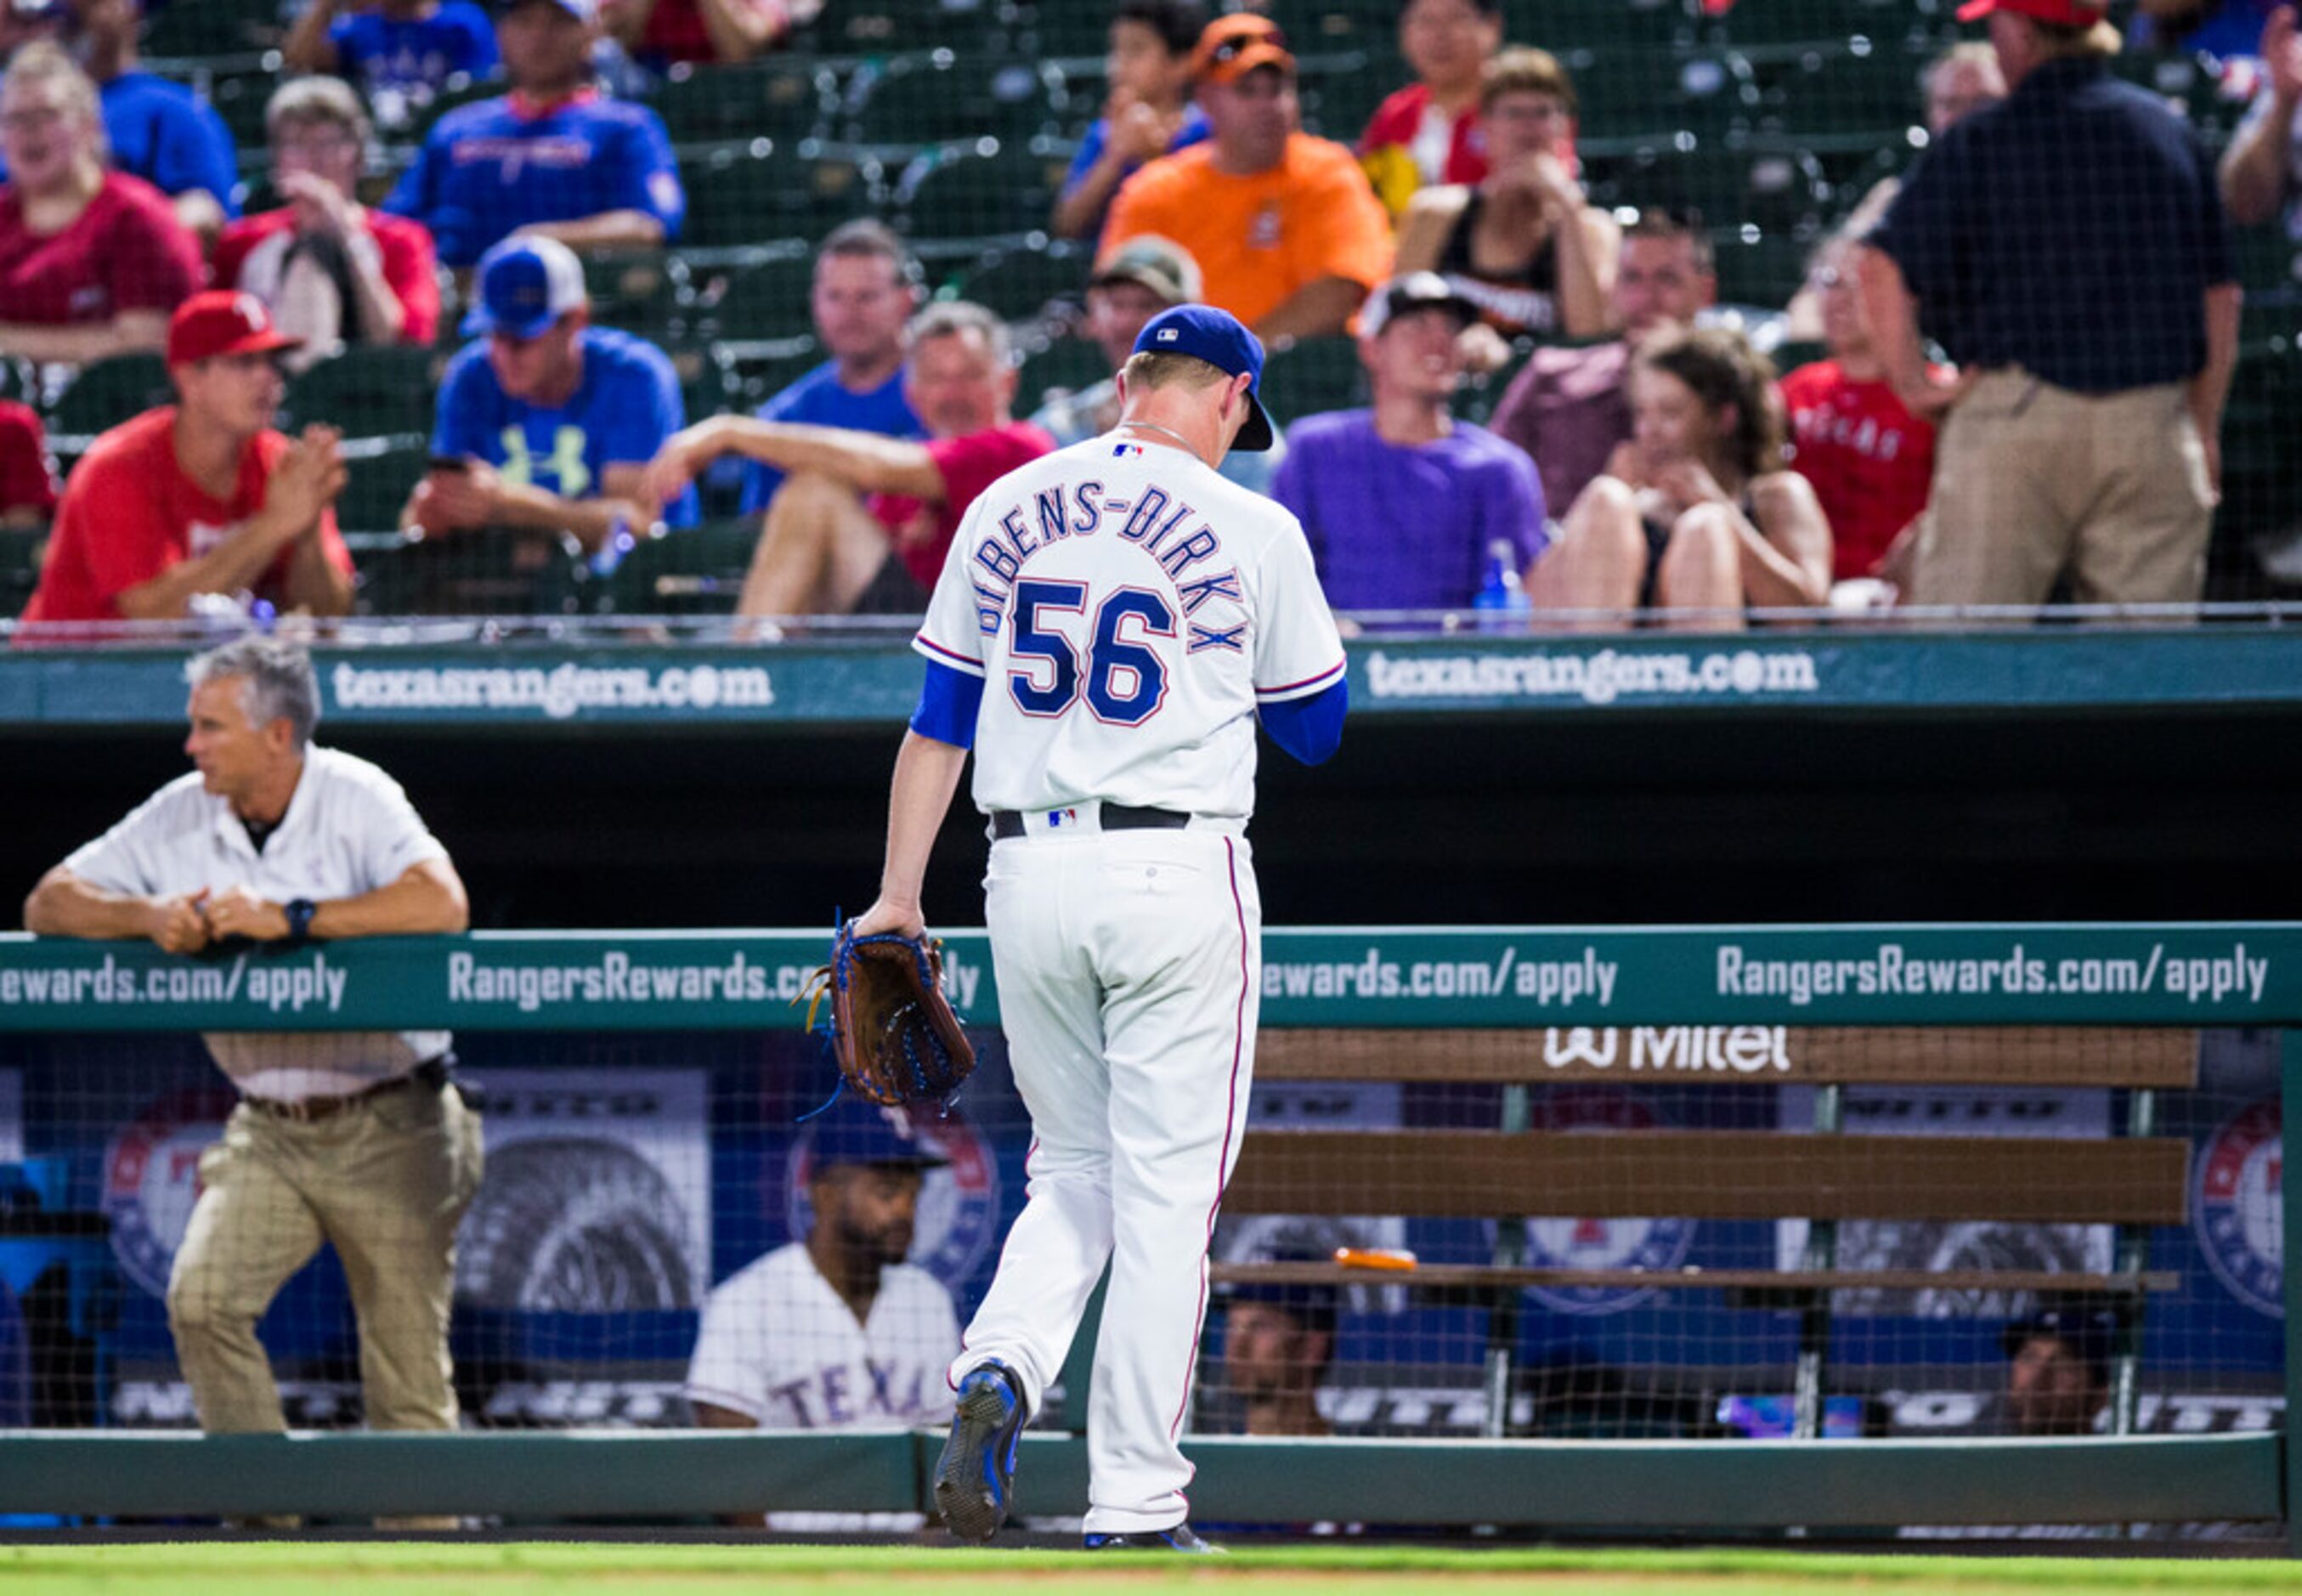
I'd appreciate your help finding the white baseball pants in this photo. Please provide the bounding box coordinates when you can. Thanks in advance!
[952,819,1261,1535]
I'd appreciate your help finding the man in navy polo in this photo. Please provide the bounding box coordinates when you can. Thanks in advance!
[406,235,696,551]
[1858,0,2238,609]
[382,0,683,269]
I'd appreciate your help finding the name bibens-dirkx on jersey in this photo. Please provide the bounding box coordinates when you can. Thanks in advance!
[913,433,1346,822]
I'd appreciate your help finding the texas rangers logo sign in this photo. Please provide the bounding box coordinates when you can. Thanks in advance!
[786,1105,1001,1291]
[2195,1098,2282,1318]
[101,1085,238,1298]
[1519,1087,1694,1316]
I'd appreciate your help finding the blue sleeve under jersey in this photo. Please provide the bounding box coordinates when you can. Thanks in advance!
[1258,676,1348,766]
[910,659,985,749]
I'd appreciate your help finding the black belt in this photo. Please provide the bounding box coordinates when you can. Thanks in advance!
[992,804,1192,840]
[243,1056,452,1123]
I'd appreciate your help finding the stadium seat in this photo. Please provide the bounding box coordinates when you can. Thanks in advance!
[0,525,45,620]
[282,346,443,440]
[681,142,884,248]
[685,247,817,342]
[336,440,430,534]
[840,54,1057,150]
[201,66,274,156]
[1570,47,1757,143]
[144,0,283,57]
[1536,0,1696,51]
[1745,42,1927,138]
[1581,139,1830,238]
[597,520,764,616]
[356,527,589,616]
[45,354,171,447]
[1015,335,1109,416]
[1012,2,1109,59]
[1710,230,1815,309]
[828,0,1013,54]
[958,240,1093,322]
[654,62,835,145]
[585,252,686,333]
[889,139,1068,241]
[1256,337,1366,431]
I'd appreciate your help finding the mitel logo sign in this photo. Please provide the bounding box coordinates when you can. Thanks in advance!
[1542,1026,1792,1074]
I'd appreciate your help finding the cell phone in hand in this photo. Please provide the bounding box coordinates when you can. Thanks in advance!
[427,456,472,474]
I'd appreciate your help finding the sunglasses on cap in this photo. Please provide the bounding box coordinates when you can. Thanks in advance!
[1202,20,1290,68]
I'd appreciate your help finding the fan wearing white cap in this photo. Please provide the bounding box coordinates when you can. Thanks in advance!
[405,235,695,550]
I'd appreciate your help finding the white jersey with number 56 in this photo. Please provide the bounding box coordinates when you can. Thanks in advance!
[913,433,1345,821]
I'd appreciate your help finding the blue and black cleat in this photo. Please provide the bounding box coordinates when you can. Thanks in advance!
[933,1360,1027,1544]
[1082,1523,1224,1554]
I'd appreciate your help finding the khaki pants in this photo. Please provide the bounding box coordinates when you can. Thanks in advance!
[1909,369,2213,608]
[167,1077,484,1436]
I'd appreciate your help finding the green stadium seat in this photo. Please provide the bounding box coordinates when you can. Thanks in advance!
[46,354,171,445]
[1012,2,1109,59]
[202,67,275,156]
[1581,140,1830,238]
[1746,42,1927,137]
[827,0,1012,54]
[336,440,429,534]
[1015,335,1110,416]
[356,527,590,616]
[0,524,46,621]
[715,335,821,410]
[681,142,883,248]
[145,0,284,57]
[1570,47,1757,143]
[1539,0,1697,50]
[654,62,834,144]
[686,248,817,341]
[890,139,1069,241]
[597,520,764,615]
[282,346,444,439]
[1256,337,1365,432]
[841,54,1058,150]
[959,240,1093,321]
[1711,229,1816,308]
[585,251,685,331]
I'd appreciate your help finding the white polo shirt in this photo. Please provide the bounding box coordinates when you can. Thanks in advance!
[64,744,454,1101]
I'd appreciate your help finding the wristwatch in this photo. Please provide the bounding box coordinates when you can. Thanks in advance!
[283,898,318,946]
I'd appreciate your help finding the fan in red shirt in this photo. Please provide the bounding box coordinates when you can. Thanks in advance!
[0,402,58,527]
[640,300,1055,620]
[0,42,201,368]
[212,76,441,359]
[1358,0,1502,221]
[1779,238,1937,584]
[20,293,355,631]
[602,0,815,65]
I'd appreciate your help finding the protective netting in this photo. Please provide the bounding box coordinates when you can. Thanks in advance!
[0,1020,2280,1467]
[2,0,2297,624]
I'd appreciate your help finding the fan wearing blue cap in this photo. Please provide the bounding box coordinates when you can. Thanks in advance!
[409,235,696,546]
[380,0,684,268]
[685,1093,963,1525]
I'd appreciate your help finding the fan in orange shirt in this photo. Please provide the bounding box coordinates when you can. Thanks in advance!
[1100,14,1391,342]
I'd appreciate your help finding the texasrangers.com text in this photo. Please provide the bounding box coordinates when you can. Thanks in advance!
[1716,940,2269,1008]
[1264,947,1616,1005]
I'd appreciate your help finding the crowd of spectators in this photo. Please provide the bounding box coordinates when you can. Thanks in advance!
[0,0,2283,631]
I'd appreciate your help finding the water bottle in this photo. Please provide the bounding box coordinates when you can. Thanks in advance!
[1472,540,1531,632]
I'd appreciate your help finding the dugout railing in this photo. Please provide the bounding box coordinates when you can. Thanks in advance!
[0,923,2293,1542]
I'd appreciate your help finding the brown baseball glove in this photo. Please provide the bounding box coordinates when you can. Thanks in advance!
[805,920,976,1107]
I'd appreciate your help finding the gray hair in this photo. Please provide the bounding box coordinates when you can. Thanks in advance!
[266,73,374,152]
[905,299,1011,369]
[186,637,321,749]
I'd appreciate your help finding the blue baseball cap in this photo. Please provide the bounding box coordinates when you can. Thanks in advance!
[499,0,599,21]
[462,236,587,340]
[1130,303,1275,453]
[802,1092,951,1173]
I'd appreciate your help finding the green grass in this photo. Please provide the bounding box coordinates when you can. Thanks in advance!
[0,1544,2299,1594]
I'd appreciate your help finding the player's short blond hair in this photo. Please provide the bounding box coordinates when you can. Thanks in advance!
[1120,351,1230,393]
[1,42,105,157]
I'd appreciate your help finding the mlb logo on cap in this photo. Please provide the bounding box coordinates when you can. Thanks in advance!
[1157,327,1179,342]
[1129,304,1276,452]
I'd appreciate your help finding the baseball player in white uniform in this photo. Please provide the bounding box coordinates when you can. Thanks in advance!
[686,1092,962,1531]
[850,304,1348,1552]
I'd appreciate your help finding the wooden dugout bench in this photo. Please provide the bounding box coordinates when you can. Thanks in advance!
[1210,1026,2197,1438]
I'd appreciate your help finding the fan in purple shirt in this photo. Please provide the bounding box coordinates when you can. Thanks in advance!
[1273,273,1545,616]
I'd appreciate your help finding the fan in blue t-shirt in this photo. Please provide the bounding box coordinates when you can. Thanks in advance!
[410,236,698,549]
[381,0,682,267]
[284,1,501,131]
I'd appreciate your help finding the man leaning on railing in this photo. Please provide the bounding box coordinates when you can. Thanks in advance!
[20,636,479,1527]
